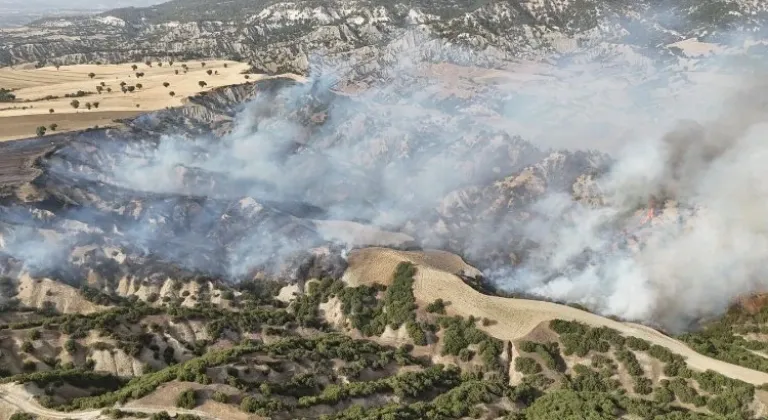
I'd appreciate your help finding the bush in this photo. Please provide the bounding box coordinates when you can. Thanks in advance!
[654,386,675,404]
[211,390,229,403]
[176,388,197,409]
[633,377,653,395]
[625,337,651,351]
[524,389,619,420]
[615,350,643,377]
[515,357,542,375]
[405,321,427,346]
[426,299,447,314]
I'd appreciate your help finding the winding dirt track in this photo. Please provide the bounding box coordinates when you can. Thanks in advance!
[0,383,223,419]
[345,247,768,386]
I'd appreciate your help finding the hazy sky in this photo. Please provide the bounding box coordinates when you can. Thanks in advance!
[0,0,165,27]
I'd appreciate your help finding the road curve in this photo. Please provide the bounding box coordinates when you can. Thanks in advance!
[0,383,223,420]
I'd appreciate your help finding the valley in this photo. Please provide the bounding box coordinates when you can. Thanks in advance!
[2,0,768,419]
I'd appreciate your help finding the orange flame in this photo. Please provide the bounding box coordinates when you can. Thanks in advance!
[639,198,656,226]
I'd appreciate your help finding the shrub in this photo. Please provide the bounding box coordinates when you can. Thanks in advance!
[176,388,197,409]
[633,377,653,395]
[405,321,427,346]
[426,299,447,314]
[525,389,619,420]
[211,390,228,403]
[625,337,651,351]
[515,357,542,375]
[654,386,675,404]
[615,350,643,377]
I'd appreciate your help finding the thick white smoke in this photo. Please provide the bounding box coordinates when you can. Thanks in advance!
[3,28,768,331]
[494,82,768,331]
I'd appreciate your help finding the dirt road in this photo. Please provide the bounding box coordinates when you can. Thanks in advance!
[0,383,223,420]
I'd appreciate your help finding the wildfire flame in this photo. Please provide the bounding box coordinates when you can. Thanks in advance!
[639,197,657,227]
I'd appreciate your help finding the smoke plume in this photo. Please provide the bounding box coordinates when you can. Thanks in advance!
[2,28,768,331]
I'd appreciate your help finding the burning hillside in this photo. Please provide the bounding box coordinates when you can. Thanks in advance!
[0,49,768,333]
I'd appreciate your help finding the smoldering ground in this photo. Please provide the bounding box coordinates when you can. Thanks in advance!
[1,29,768,331]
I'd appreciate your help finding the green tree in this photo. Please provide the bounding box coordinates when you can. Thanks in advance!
[70,100,80,110]
[88,72,95,79]
[64,338,76,354]
[35,126,46,137]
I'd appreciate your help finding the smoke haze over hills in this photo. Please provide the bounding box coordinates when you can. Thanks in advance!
[2,11,768,333]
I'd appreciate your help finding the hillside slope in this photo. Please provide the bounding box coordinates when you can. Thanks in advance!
[345,247,768,385]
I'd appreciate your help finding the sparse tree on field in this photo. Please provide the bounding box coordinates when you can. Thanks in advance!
[88,72,96,79]
[201,62,206,67]
[55,64,60,70]
[136,83,143,89]
[157,62,163,67]
[206,69,213,76]
[132,64,138,71]
[224,63,228,68]
[106,87,112,93]
[214,70,218,75]
[122,87,127,94]
[100,81,106,87]
[169,91,175,97]
[120,81,127,87]
[145,61,152,67]
[182,64,188,69]
[49,123,57,131]
[136,104,140,108]
[96,86,103,94]
[70,100,80,110]
[198,81,207,88]
[85,102,92,110]
[93,102,99,109]
[169,61,174,66]
[127,86,136,92]
[244,75,250,79]
[174,70,179,75]
[163,82,170,88]
[49,108,54,114]
[36,126,46,137]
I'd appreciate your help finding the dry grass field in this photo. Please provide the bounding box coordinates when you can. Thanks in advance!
[0,60,252,141]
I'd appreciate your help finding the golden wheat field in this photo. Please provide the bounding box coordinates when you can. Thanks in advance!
[0,60,252,141]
